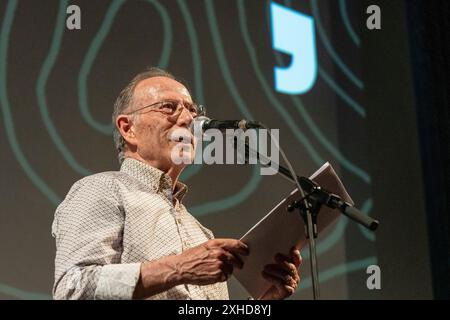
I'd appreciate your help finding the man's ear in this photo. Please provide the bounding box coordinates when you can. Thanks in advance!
[116,115,138,147]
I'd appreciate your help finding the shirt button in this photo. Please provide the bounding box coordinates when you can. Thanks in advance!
[176,218,182,224]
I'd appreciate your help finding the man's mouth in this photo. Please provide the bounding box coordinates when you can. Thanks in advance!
[169,130,194,145]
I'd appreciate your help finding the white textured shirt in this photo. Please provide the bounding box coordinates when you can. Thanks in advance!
[52,158,229,300]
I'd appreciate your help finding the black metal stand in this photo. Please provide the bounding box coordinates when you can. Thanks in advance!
[234,138,379,300]
[281,170,379,231]
[287,187,323,299]
[287,195,322,299]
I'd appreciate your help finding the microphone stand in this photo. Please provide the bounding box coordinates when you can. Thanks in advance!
[232,138,379,300]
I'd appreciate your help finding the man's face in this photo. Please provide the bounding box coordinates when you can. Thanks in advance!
[130,76,196,172]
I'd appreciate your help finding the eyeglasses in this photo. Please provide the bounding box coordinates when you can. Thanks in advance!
[125,100,206,118]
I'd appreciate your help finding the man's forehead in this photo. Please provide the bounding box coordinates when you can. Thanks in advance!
[135,76,191,101]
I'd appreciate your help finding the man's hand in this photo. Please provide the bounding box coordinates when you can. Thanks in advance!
[133,238,248,299]
[175,238,249,286]
[259,247,302,300]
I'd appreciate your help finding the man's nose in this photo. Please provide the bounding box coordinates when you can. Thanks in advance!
[176,105,194,128]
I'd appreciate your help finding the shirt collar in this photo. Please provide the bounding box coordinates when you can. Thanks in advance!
[120,158,188,203]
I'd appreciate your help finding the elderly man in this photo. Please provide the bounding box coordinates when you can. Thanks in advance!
[52,67,301,300]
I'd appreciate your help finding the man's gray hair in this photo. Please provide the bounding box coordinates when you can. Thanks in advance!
[112,67,180,164]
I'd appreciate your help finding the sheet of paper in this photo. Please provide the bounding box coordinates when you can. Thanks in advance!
[233,162,354,299]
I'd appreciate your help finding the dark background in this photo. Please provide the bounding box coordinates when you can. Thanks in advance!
[0,0,448,299]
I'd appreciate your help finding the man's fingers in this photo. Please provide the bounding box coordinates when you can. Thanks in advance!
[272,256,299,278]
[226,240,250,256]
[263,264,298,287]
[289,248,302,267]
[274,250,301,266]
[220,249,244,269]
[262,271,295,297]
[220,261,233,279]
[229,251,245,269]
[213,239,250,256]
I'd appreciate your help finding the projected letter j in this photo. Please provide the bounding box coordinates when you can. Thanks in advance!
[270,2,317,94]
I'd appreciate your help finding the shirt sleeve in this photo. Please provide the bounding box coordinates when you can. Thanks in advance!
[52,176,141,300]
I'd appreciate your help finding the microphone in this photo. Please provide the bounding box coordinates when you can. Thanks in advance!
[191,116,262,133]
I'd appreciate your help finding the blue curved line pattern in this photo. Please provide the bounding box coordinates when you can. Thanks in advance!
[0,0,61,206]
[78,0,125,135]
[300,197,374,261]
[272,2,374,242]
[318,66,365,117]
[78,0,124,134]
[204,0,253,120]
[290,93,371,183]
[358,198,375,241]
[339,0,360,47]
[299,256,377,290]
[176,0,205,104]
[275,1,373,230]
[36,0,92,177]
[0,0,376,299]
[310,0,364,90]
[306,218,348,260]
[0,283,51,300]
[277,2,373,238]
[237,0,370,254]
[176,0,205,182]
[239,0,371,184]
[188,0,267,217]
[180,164,202,182]
[274,0,366,119]
[78,0,173,135]
[238,0,324,166]
[191,164,262,217]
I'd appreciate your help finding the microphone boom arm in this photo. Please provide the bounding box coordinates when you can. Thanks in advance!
[236,138,379,231]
